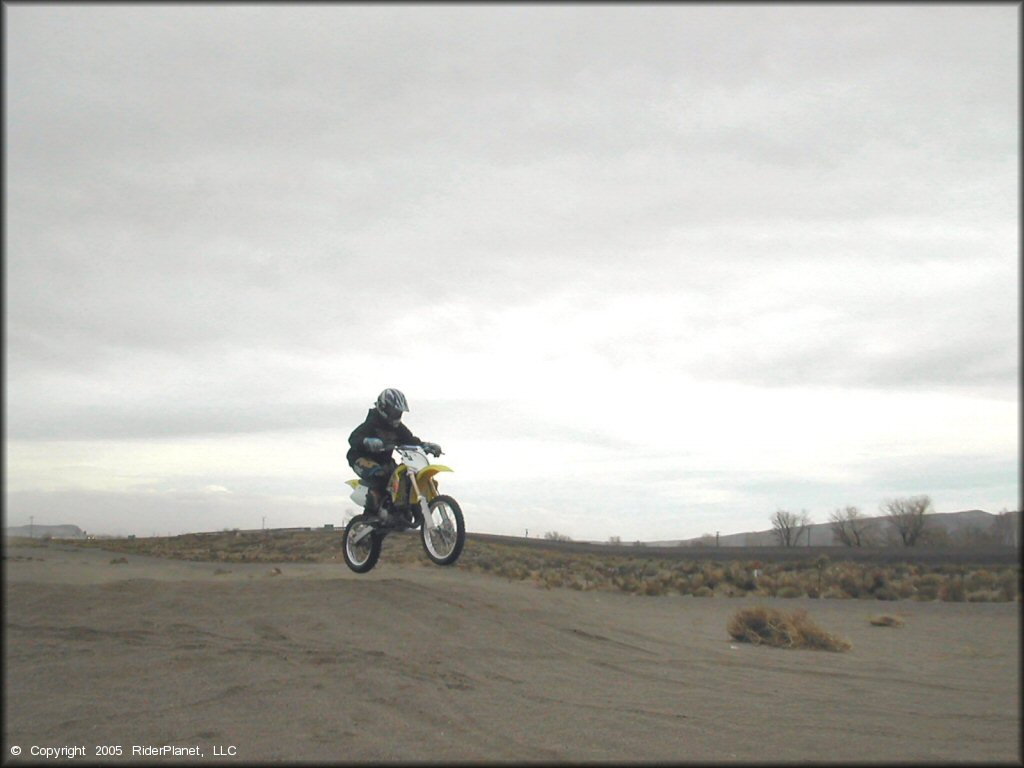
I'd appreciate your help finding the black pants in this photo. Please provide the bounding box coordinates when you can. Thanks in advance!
[352,457,392,492]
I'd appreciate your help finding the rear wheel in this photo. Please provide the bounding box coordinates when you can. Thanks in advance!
[343,514,382,573]
[421,495,465,566]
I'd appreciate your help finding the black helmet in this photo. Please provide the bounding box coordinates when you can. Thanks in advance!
[375,388,409,426]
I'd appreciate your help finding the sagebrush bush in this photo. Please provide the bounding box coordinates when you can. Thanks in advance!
[866,568,890,595]
[996,570,1019,601]
[939,577,966,602]
[75,533,1020,604]
[965,569,996,592]
[643,580,667,597]
[754,574,777,597]
[727,606,851,652]
[912,573,944,601]
[834,564,867,598]
[891,579,917,599]
[822,586,851,599]
[704,565,726,589]
[966,589,1002,602]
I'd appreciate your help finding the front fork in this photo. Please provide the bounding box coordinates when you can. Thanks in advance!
[408,468,435,526]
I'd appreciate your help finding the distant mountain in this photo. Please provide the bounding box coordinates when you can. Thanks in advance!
[656,509,1020,548]
[5,524,87,539]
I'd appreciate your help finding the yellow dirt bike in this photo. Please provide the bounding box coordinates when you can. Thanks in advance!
[343,444,465,573]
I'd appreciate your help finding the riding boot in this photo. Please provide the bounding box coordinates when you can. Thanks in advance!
[365,488,382,516]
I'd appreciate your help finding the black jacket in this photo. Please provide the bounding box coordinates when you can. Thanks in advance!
[346,408,422,467]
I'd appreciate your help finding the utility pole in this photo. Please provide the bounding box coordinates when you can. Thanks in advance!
[29,516,34,539]
[716,531,720,547]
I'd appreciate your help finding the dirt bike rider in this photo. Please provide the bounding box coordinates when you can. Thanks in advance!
[346,388,442,518]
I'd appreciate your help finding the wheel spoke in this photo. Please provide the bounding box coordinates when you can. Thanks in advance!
[428,526,454,555]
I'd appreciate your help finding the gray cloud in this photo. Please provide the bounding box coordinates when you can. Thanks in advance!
[5,5,1017,537]
[4,489,340,538]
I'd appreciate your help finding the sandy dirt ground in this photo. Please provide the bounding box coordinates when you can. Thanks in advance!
[3,540,1021,764]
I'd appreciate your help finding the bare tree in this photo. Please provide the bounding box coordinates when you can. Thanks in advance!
[829,506,875,547]
[882,495,932,546]
[543,531,572,542]
[992,509,1019,547]
[771,509,811,547]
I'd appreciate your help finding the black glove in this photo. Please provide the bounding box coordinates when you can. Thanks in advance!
[422,442,442,455]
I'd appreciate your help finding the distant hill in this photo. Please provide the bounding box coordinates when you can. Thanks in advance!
[656,509,1020,548]
[5,524,86,539]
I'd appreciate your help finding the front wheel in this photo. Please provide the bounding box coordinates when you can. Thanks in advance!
[343,514,382,573]
[421,495,465,566]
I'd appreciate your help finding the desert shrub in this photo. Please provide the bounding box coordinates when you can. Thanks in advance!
[777,586,803,599]
[869,614,904,627]
[891,578,917,599]
[787,611,852,651]
[966,589,1003,603]
[833,564,866,598]
[822,587,850,600]
[723,562,744,584]
[912,573,944,601]
[543,531,572,542]
[81,532,1020,604]
[734,572,758,591]
[542,571,563,589]
[643,580,667,597]
[692,586,713,598]
[671,577,692,596]
[753,574,777,597]
[567,576,588,591]
[504,563,530,581]
[865,568,890,596]
[703,564,726,589]
[964,569,997,592]
[621,576,645,594]
[777,571,802,589]
[996,570,1019,602]
[939,577,966,602]
[727,607,851,652]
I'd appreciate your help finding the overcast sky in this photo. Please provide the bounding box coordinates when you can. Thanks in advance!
[5,4,1019,542]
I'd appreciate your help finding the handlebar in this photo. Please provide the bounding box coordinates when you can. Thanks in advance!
[395,444,443,457]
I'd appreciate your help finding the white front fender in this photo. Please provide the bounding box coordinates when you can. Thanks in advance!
[346,479,368,506]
